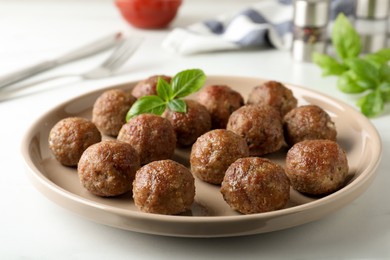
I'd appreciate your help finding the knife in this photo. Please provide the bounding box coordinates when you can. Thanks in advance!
[0,32,123,89]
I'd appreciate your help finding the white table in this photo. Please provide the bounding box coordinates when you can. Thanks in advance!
[1,0,389,259]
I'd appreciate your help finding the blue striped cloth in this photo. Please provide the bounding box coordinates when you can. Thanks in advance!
[162,0,355,55]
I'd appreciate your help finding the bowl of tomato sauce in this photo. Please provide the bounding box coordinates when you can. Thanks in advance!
[115,0,182,29]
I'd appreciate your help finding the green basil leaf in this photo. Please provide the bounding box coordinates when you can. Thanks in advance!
[374,48,390,61]
[167,99,187,113]
[364,53,388,68]
[356,90,384,117]
[332,13,361,60]
[156,77,173,102]
[126,95,166,121]
[171,69,206,98]
[337,71,366,93]
[345,58,379,88]
[379,82,390,102]
[379,63,390,82]
[312,52,347,76]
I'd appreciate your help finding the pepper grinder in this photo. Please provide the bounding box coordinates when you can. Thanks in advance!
[292,0,330,62]
[355,0,389,53]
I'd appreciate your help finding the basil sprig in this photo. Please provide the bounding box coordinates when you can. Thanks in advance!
[313,13,390,117]
[126,69,206,121]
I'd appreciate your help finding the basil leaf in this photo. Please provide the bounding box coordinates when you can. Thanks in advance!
[156,77,173,102]
[356,90,384,117]
[332,13,361,60]
[374,48,390,61]
[364,54,388,68]
[337,71,365,93]
[171,69,206,98]
[312,53,347,76]
[167,99,187,113]
[346,58,379,88]
[379,82,390,102]
[126,95,166,121]
[379,63,390,82]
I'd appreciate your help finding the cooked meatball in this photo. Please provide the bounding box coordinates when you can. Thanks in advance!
[133,160,195,215]
[78,140,140,197]
[92,88,136,136]
[190,129,249,185]
[283,105,337,146]
[285,139,348,195]
[247,80,297,117]
[196,85,244,129]
[226,104,284,156]
[131,75,171,99]
[117,114,176,165]
[163,99,211,146]
[48,117,101,166]
[221,157,290,214]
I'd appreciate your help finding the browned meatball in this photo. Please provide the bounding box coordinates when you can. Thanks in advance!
[226,104,284,156]
[131,75,171,99]
[48,117,101,166]
[285,139,348,195]
[247,81,297,117]
[196,85,244,129]
[92,88,136,136]
[221,157,290,214]
[78,140,140,197]
[190,129,249,185]
[133,160,195,215]
[163,99,211,146]
[117,114,176,165]
[283,105,337,146]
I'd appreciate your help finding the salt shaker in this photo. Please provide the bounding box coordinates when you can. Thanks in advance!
[355,0,389,53]
[292,0,330,62]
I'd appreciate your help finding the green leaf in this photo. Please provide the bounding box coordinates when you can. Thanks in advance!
[156,77,173,102]
[379,82,390,102]
[171,69,206,98]
[337,71,366,93]
[312,52,347,76]
[126,95,166,121]
[356,89,384,117]
[374,48,390,61]
[364,54,388,68]
[332,13,361,60]
[167,99,187,113]
[345,58,379,88]
[379,63,390,82]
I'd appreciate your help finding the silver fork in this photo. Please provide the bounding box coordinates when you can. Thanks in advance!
[0,36,142,101]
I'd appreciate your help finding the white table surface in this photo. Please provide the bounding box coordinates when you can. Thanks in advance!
[1,0,389,259]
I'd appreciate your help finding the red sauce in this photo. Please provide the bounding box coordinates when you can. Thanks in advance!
[115,0,182,29]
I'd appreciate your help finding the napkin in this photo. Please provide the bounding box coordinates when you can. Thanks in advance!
[162,0,356,55]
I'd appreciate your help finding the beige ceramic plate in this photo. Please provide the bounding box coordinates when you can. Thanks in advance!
[22,76,382,237]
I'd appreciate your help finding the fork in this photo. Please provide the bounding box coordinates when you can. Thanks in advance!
[0,36,142,101]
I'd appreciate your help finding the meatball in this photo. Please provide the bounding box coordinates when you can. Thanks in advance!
[285,139,348,195]
[131,75,171,99]
[226,104,284,156]
[48,117,101,166]
[77,140,140,197]
[196,85,244,129]
[283,105,337,146]
[117,114,176,165]
[92,88,136,136]
[247,80,297,117]
[163,99,211,146]
[221,157,290,214]
[133,160,195,215]
[190,129,249,185]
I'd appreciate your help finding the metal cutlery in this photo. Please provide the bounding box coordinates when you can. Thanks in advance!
[0,32,123,89]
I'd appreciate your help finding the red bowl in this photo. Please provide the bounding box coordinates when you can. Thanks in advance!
[115,0,182,29]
